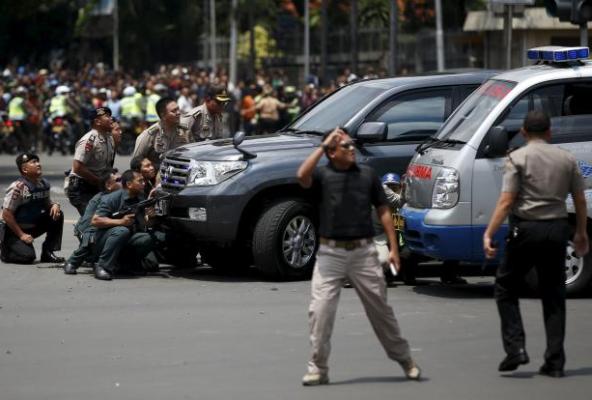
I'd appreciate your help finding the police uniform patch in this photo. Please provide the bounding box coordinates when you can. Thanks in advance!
[85,134,96,153]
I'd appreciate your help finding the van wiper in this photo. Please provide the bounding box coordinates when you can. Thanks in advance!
[416,137,466,155]
[281,127,326,136]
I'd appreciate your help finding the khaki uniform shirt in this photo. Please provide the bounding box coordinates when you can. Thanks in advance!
[180,103,224,141]
[71,129,115,181]
[132,122,192,170]
[502,139,585,220]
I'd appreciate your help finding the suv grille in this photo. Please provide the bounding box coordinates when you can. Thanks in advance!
[160,156,191,192]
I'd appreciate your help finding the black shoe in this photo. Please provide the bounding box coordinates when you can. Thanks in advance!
[40,251,65,264]
[63,263,78,275]
[498,349,530,372]
[94,266,112,281]
[539,364,565,378]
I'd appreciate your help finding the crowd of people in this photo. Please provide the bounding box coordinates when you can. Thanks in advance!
[0,62,388,155]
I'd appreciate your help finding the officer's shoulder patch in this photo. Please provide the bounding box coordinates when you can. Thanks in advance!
[85,133,97,152]
[147,123,161,136]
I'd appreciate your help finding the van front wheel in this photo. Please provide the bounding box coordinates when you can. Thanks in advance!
[252,200,318,280]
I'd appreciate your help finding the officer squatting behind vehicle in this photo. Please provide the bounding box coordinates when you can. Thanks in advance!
[483,111,589,378]
[0,153,64,264]
[297,127,421,386]
[180,85,230,142]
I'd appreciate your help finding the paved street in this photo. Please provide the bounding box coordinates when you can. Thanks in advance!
[1,154,591,400]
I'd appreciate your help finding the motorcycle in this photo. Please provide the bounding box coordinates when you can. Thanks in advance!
[117,117,146,155]
[46,117,71,156]
[0,113,18,154]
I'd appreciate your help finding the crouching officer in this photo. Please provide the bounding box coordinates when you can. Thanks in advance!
[67,107,115,215]
[0,153,64,264]
[63,170,121,275]
[90,169,156,281]
[484,111,589,378]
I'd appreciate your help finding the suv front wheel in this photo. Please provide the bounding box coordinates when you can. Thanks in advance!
[252,200,318,280]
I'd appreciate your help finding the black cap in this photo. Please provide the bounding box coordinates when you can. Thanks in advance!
[89,106,112,121]
[16,153,40,172]
[206,85,231,103]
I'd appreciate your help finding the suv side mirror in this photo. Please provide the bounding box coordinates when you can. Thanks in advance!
[484,126,508,158]
[357,122,387,141]
[232,131,256,160]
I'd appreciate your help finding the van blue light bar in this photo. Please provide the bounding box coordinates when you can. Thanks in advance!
[527,46,590,62]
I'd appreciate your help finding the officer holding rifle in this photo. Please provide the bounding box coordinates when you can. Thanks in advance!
[89,169,159,281]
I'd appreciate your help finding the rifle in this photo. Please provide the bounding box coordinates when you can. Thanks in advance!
[111,193,171,218]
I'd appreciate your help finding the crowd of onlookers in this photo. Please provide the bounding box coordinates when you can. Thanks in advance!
[0,62,389,154]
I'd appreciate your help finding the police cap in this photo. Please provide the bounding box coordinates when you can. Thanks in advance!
[206,85,231,103]
[89,107,112,122]
[16,153,40,172]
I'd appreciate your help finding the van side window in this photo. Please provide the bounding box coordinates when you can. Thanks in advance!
[496,82,592,147]
[366,89,452,142]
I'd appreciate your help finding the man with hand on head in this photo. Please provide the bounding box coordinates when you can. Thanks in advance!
[1,153,64,264]
[296,127,421,386]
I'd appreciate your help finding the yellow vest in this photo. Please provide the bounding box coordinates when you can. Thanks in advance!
[120,96,142,118]
[8,97,26,120]
[49,95,68,119]
[145,94,161,122]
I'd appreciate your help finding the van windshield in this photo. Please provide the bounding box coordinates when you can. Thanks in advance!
[436,79,516,142]
[288,84,385,133]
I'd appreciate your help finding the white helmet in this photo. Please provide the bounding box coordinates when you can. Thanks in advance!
[123,86,137,97]
[56,85,70,95]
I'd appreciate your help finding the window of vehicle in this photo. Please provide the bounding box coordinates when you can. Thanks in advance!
[289,84,385,133]
[495,82,592,147]
[366,89,451,142]
[437,80,517,143]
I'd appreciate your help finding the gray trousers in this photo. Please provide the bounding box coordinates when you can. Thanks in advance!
[307,242,411,375]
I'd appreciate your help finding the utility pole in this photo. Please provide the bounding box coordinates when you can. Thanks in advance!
[210,0,217,75]
[350,0,358,74]
[304,0,310,85]
[435,0,445,71]
[113,0,119,70]
[320,0,328,85]
[249,3,255,80]
[504,4,513,69]
[229,0,238,87]
[388,0,398,76]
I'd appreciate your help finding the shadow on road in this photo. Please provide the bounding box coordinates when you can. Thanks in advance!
[164,265,280,283]
[411,280,494,299]
[330,375,430,385]
[501,366,592,379]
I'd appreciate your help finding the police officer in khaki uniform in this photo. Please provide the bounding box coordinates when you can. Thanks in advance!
[132,97,189,171]
[67,107,116,215]
[180,85,230,142]
[484,111,589,378]
[0,153,64,264]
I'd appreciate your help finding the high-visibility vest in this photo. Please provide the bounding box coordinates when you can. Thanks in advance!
[120,96,142,118]
[8,96,26,121]
[49,95,68,119]
[145,94,161,122]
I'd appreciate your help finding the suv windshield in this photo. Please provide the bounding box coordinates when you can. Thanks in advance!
[436,79,516,143]
[289,84,385,133]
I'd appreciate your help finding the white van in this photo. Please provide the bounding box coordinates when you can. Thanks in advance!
[401,47,592,295]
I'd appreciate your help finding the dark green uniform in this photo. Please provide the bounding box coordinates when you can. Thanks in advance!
[92,189,154,274]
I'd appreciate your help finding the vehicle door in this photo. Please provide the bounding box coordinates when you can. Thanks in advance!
[359,86,474,177]
[471,80,592,259]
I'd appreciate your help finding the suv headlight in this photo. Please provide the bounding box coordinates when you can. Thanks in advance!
[431,167,459,209]
[188,160,248,186]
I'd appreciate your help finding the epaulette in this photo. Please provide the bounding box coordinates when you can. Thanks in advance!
[147,123,161,136]
[178,122,190,131]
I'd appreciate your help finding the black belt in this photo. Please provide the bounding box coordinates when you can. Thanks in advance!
[320,237,372,251]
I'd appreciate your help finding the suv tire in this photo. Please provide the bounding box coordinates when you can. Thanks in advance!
[253,200,318,280]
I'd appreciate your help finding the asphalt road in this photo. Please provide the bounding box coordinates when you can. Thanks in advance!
[1,154,591,400]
